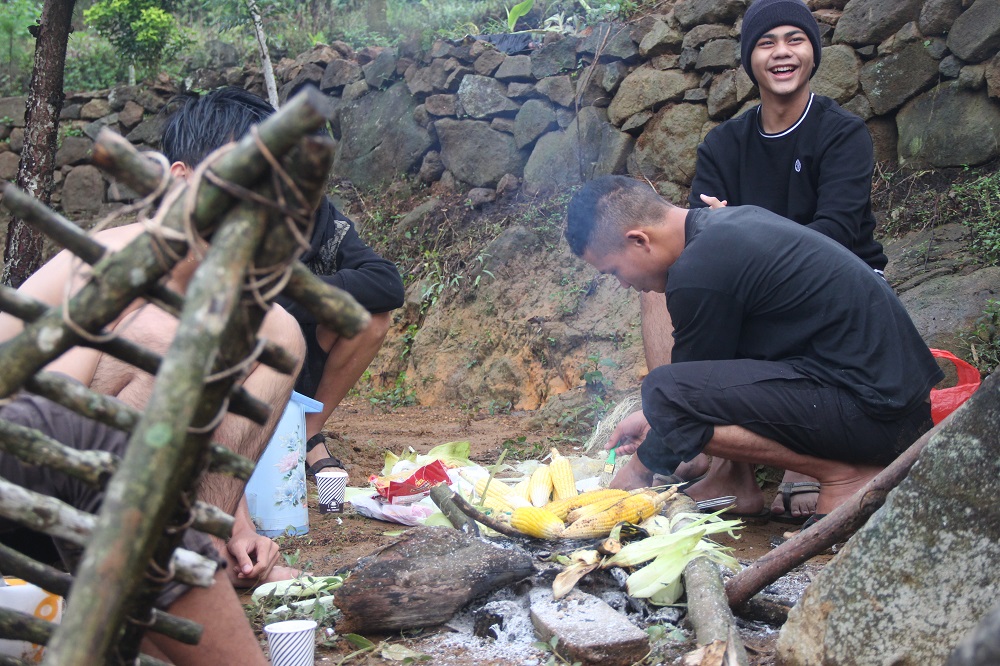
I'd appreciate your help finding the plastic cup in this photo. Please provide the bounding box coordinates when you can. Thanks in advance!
[316,469,348,514]
[263,619,317,666]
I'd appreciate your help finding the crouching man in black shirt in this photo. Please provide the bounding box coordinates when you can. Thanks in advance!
[566,176,942,520]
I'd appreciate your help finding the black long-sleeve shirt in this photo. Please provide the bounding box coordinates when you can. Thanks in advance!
[667,207,940,418]
[276,197,404,323]
[688,94,887,271]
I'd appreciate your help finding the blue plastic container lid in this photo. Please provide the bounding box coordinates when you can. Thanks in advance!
[289,391,323,414]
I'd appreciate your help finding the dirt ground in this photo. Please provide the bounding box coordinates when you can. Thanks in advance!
[246,398,833,665]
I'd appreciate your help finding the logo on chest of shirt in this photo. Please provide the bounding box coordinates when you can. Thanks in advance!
[794,159,802,173]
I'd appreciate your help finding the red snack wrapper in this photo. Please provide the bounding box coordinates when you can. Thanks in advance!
[368,459,451,505]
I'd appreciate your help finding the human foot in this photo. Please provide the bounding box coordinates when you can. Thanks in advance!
[673,452,711,481]
[770,471,820,523]
[813,464,883,515]
[683,459,765,516]
[305,433,345,478]
[609,455,655,490]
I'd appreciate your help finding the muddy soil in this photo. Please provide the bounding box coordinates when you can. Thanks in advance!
[247,398,834,665]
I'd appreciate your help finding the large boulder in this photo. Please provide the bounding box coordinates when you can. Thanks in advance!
[947,0,1000,63]
[530,36,580,79]
[628,103,708,186]
[859,41,940,115]
[672,0,744,30]
[919,0,964,37]
[435,118,527,188]
[522,107,634,194]
[457,75,520,119]
[896,84,1000,168]
[833,0,923,46]
[777,372,1000,665]
[607,68,699,126]
[812,44,862,104]
[60,165,105,215]
[899,266,1000,351]
[334,82,433,189]
[0,97,27,126]
[514,99,558,150]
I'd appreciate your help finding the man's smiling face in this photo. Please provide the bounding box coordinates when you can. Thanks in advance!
[750,25,815,99]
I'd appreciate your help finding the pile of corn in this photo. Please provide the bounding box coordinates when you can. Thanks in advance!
[464,448,678,540]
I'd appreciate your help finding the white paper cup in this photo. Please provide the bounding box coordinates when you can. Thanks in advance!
[264,619,316,666]
[316,469,348,513]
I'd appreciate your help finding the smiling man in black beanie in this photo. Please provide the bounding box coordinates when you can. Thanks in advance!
[636,0,889,525]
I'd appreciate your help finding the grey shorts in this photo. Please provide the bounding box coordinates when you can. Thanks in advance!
[0,391,224,610]
[637,359,933,475]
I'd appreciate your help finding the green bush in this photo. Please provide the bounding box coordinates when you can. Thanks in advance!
[64,32,128,91]
[951,166,1000,265]
[0,0,42,96]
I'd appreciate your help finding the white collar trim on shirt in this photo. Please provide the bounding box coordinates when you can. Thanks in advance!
[756,93,815,139]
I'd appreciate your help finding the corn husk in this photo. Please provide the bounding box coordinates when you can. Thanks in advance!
[623,531,704,601]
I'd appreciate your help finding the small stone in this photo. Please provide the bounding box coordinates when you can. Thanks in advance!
[467,187,496,208]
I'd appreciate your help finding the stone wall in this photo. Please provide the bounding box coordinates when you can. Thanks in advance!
[2,0,1000,216]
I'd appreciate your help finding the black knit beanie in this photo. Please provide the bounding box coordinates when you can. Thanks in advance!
[740,0,822,86]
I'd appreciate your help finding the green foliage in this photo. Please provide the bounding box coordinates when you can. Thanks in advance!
[367,372,417,411]
[63,32,127,91]
[0,0,40,95]
[960,298,1000,375]
[950,167,1000,265]
[580,353,616,393]
[507,0,534,31]
[84,0,189,76]
[533,635,582,666]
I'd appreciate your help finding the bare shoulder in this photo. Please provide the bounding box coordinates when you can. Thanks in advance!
[0,222,148,342]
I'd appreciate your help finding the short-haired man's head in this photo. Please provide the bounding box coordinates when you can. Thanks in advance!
[160,87,276,166]
[740,0,822,86]
[565,176,671,258]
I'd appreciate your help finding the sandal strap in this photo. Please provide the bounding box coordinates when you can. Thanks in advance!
[306,433,327,453]
[307,457,344,477]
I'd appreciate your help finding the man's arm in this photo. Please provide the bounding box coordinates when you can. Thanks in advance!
[688,139,731,209]
[804,115,876,249]
[667,286,745,364]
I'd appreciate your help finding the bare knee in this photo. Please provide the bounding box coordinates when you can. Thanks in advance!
[264,305,306,376]
[365,311,392,345]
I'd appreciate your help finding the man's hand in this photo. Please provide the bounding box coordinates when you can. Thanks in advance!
[214,498,281,588]
[699,193,728,209]
[604,410,651,456]
[226,526,280,588]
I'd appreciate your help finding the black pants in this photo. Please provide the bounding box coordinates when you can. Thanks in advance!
[0,392,224,609]
[636,359,933,475]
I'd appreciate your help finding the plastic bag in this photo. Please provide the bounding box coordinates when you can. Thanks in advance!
[929,348,981,424]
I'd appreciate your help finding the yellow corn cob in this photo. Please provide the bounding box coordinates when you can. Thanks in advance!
[463,472,531,510]
[548,448,577,501]
[544,488,631,520]
[510,506,566,539]
[562,489,675,539]
[529,464,553,507]
[513,477,531,503]
[566,488,655,523]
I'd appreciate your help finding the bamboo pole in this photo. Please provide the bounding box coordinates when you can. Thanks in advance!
[725,409,958,609]
[0,544,202,646]
[44,126,337,663]
[0,284,272,426]
[21,372,255,481]
[0,419,116,486]
[0,88,334,401]
[92,124,372,340]
[663,496,748,666]
[0,480,215,589]
[0,608,170,666]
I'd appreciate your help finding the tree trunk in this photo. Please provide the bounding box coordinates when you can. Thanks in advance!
[245,0,279,109]
[366,0,389,36]
[2,0,75,288]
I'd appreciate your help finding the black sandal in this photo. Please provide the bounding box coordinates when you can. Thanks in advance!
[305,433,345,478]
